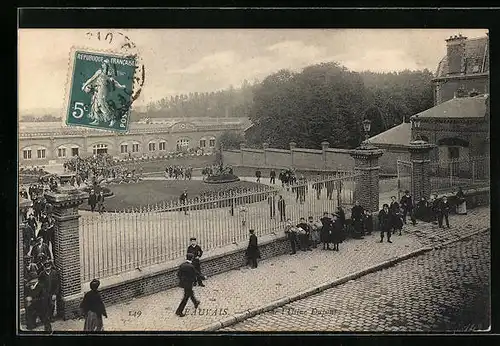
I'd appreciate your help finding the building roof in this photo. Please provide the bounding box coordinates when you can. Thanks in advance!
[368,122,411,147]
[412,95,488,119]
[436,36,489,77]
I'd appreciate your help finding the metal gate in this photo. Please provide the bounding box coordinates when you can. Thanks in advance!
[396,160,412,201]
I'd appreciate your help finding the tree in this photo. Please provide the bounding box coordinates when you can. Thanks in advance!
[218,130,245,150]
[247,63,367,149]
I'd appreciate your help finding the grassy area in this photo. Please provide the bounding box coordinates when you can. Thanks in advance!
[79,179,262,211]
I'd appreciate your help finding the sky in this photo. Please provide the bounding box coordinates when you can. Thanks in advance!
[18,28,488,114]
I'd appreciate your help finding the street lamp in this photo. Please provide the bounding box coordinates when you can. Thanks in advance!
[362,119,372,142]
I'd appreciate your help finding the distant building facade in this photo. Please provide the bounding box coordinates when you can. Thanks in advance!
[369,33,490,168]
[19,118,247,166]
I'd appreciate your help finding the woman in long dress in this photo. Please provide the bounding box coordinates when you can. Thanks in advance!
[82,59,126,127]
[455,187,467,215]
[80,279,108,331]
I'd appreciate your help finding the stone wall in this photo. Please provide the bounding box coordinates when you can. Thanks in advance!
[60,233,291,319]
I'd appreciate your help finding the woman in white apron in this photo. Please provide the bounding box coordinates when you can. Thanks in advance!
[455,187,467,215]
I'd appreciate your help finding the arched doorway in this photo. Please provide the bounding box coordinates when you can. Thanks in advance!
[92,144,109,155]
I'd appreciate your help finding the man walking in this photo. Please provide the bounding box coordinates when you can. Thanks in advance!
[186,237,205,287]
[400,190,416,226]
[97,191,105,214]
[88,189,97,212]
[246,229,260,269]
[179,189,188,215]
[437,196,451,228]
[378,204,392,243]
[320,212,332,250]
[25,272,52,331]
[270,170,276,184]
[389,196,403,236]
[255,169,261,183]
[175,253,201,317]
[277,195,286,222]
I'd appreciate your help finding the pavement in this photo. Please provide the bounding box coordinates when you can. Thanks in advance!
[223,230,491,332]
[21,205,490,332]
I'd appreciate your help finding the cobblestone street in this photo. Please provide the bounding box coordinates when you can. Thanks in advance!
[21,206,489,332]
[223,230,491,332]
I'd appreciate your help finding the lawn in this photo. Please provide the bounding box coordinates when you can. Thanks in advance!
[116,155,216,173]
[79,179,262,211]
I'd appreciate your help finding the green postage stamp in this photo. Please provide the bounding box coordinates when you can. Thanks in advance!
[65,49,137,132]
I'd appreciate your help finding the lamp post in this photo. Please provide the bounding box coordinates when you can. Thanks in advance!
[362,119,372,142]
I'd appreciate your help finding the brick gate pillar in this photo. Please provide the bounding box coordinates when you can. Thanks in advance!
[408,139,436,202]
[19,198,33,322]
[45,181,88,320]
[349,143,384,214]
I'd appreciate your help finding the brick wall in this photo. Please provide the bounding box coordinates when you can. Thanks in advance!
[61,234,291,319]
[223,150,242,166]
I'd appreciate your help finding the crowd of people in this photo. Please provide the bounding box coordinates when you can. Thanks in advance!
[64,155,143,186]
[165,165,194,180]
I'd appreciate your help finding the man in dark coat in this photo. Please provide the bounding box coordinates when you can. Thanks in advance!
[320,212,332,250]
[400,190,416,225]
[23,223,35,255]
[284,219,297,255]
[27,214,37,235]
[378,204,392,243]
[31,236,51,262]
[351,201,365,238]
[246,229,260,269]
[186,237,205,287]
[270,170,276,184]
[277,195,286,222]
[330,214,342,251]
[25,271,52,331]
[97,191,105,214]
[175,253,201,317]
[437,196,451,228]
[430,194,440,224]
[88,189,97,212]
[389,196,403,236]
[296,217,312,251]
[255,170,261,183]
[38,260,60,321]
[179,189,188,215]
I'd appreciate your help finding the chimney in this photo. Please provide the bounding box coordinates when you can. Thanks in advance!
[445,34,467,75]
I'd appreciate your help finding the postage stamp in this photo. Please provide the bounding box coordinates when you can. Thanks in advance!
[65,49,137,132]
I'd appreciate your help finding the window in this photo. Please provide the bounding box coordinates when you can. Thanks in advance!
[37,149,46,159]
[209,138,216,147]
[159,141,166,151]
[121,144,128,153]
[149,142,156,151]
[57,148,67,158]
[448,146,460,160]
[132,143,139,152]
[23,149,32,160]
[92,144,108,155]
[71,148,79,157]
[199,139,206,148]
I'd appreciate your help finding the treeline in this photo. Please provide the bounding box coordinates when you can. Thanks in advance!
[131,79,257,121]
[245,63,434,149]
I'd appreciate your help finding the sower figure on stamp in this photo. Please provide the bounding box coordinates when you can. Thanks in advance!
[175,253,201,317]
[378,204,392,243]
[80,279,108,332]
[187,237,206,287]
[82,59,126,127]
